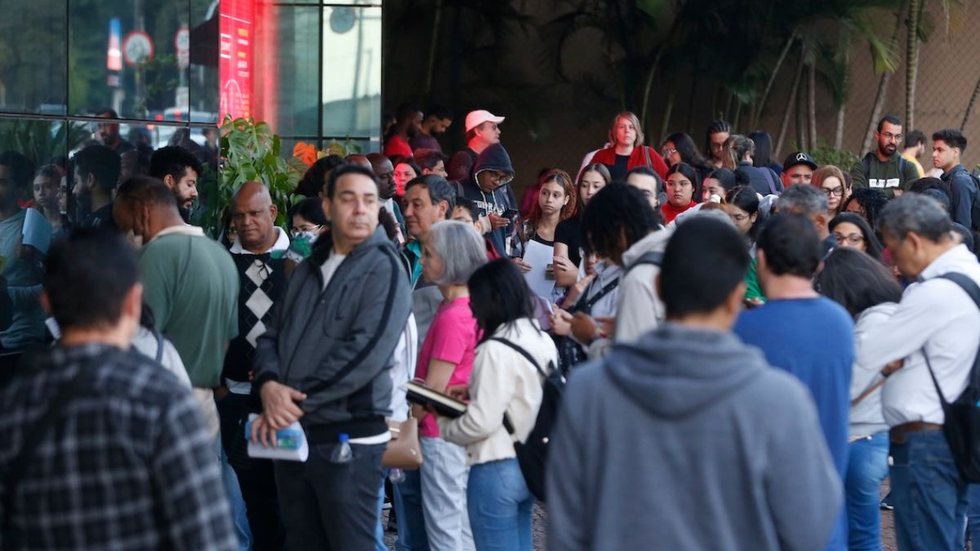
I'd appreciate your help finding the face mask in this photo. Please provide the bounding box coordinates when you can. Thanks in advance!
[294,231,319,244]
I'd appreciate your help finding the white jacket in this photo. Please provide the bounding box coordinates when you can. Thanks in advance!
[614,228,672,343]
[440,318,558,465]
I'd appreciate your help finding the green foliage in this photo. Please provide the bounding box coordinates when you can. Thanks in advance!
[0,120,89,168]
[324,138,364,157]
[810,142,859,169]
[200,116,302,237]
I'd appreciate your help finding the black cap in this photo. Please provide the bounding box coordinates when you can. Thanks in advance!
[782,151,817,171]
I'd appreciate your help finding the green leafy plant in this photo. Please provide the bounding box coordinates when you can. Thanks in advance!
[0,119,89,168]
[809,141,859,170]
[199,115,304,237]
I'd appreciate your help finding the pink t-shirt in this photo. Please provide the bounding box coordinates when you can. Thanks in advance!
[415,296,478,437]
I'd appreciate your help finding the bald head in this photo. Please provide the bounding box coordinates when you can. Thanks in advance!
[346,155,373,171]
[232,181,279,253]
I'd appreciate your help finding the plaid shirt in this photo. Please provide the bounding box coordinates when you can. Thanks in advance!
[0,343,238,550]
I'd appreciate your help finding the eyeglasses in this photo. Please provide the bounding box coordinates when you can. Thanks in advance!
[880,131,904,141]
[822,186,844,197]
[833,232,865,246]
[290,224,322,236]
[661,147,677,157]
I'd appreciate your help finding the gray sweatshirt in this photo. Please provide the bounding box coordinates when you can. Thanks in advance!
[547,323,842,551]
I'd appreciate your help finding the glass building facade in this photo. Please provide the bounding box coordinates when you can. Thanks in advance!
[0,0,383,358]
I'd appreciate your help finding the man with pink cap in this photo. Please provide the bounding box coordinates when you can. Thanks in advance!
[447,109,505,182]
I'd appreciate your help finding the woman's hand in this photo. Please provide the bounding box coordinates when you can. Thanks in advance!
[512,257,532,273]
[550,309,574,336]
[552,255,579,288]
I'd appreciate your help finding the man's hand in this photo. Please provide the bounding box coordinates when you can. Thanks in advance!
[488,213,510,230]
[570,312,598,344]
[259,381,307,431]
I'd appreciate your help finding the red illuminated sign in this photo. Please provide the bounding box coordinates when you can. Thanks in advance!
[219,0,254,121]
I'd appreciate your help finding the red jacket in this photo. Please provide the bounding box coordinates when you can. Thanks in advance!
[590,145,668,180]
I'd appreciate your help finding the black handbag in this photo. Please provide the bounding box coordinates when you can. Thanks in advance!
[557,277,619,369]
[922,272,980,482]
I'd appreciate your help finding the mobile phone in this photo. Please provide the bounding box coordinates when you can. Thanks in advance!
[502,208,519,221]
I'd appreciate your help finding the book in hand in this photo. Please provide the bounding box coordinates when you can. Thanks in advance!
[404,380,467,418]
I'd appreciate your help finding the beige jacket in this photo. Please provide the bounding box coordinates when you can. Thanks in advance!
[440,318,558,465]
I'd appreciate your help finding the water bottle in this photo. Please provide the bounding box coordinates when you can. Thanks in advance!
[331,433,353,463]
[388,468,405,484]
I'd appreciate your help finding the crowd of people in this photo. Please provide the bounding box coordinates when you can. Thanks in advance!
[0,103,979,551]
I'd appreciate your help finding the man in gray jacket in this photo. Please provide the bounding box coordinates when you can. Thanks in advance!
[252,164,412,551]
[547,216,842,551]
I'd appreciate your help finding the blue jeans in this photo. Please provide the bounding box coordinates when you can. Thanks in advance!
[394,468,429,551]
[965,484,980,548]
[890,430,968,551]
[846,432,889,550]
[467,458,533,551]
[214,436,252,551]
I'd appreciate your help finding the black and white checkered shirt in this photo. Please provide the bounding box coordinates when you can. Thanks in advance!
[0,343,238,550]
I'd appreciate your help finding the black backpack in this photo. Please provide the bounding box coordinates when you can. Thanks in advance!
[923,272,980,481]
[556,277,619,369]
[490,337,564,502]
[967,169,980,232]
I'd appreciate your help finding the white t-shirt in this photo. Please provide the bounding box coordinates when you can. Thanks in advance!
[320,252,347,291]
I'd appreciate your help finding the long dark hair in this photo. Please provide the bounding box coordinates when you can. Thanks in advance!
[664,132,708,168]
[468,259,536,340]
[665,162,702,204]
[814,248,902,318]
[748,131,775,167]
[829,213,885,260]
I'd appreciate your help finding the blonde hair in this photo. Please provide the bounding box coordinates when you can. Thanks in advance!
[608,111,645,147]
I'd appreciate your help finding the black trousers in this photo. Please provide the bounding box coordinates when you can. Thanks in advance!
[274,440,386,551]
[217,392,286,551]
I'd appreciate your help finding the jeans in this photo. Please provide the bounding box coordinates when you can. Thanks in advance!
[217,393,285,551]
[393,468,429,551]
[846,432,889,551]
[467,458,533,551]
[890,430,968,551]
[275,441,386,551]
[375,471,389,551]
[419,437,474,550]
[965,484,980,548]
[214,435,252,551]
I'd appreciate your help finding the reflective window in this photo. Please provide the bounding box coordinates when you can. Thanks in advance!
[68,1,191,120]
[259,6,321,137]
[0,0,67,115]
[0,118,70,351]
[322,6,381,140]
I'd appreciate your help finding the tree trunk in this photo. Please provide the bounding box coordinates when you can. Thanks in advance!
[659,89,675,141]
[862,10,903,155]
[752,33,796,128]
[733,99,743,131]
[423,0,444,96]
[961,73,980,131]
[639,48,664,135]
[807,62,818,150]
[906,0,920,131]
[835,103,847,151]
[796,78,806,151]
[775,53,804,158]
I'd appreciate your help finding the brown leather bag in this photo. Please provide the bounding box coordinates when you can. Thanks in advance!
[382,416,423,469]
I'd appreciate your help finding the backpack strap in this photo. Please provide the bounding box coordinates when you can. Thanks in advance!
[2,365,88,542]
[925,273,980,402]
[577,276,621,314]
[762,167,780,195]
[487,337,547,436]
[626,251,663,274]
[642,146,652,169]
[153,329,165,364]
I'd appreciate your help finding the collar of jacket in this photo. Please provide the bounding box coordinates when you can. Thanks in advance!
[309,226,390,267]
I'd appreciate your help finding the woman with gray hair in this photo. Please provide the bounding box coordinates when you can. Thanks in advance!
[412,220,487,550]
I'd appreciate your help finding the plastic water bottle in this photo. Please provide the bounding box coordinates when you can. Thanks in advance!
[331,433,353,463]
[388,468,405,484]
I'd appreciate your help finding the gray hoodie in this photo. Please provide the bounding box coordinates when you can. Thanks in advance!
[547,324,842,551]
[614,227,672,343]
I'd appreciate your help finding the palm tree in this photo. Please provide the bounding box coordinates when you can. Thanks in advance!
[905,0,920,131]
[962,74,980,131]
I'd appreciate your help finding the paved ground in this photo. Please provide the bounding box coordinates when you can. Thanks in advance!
[383,484,900,550]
